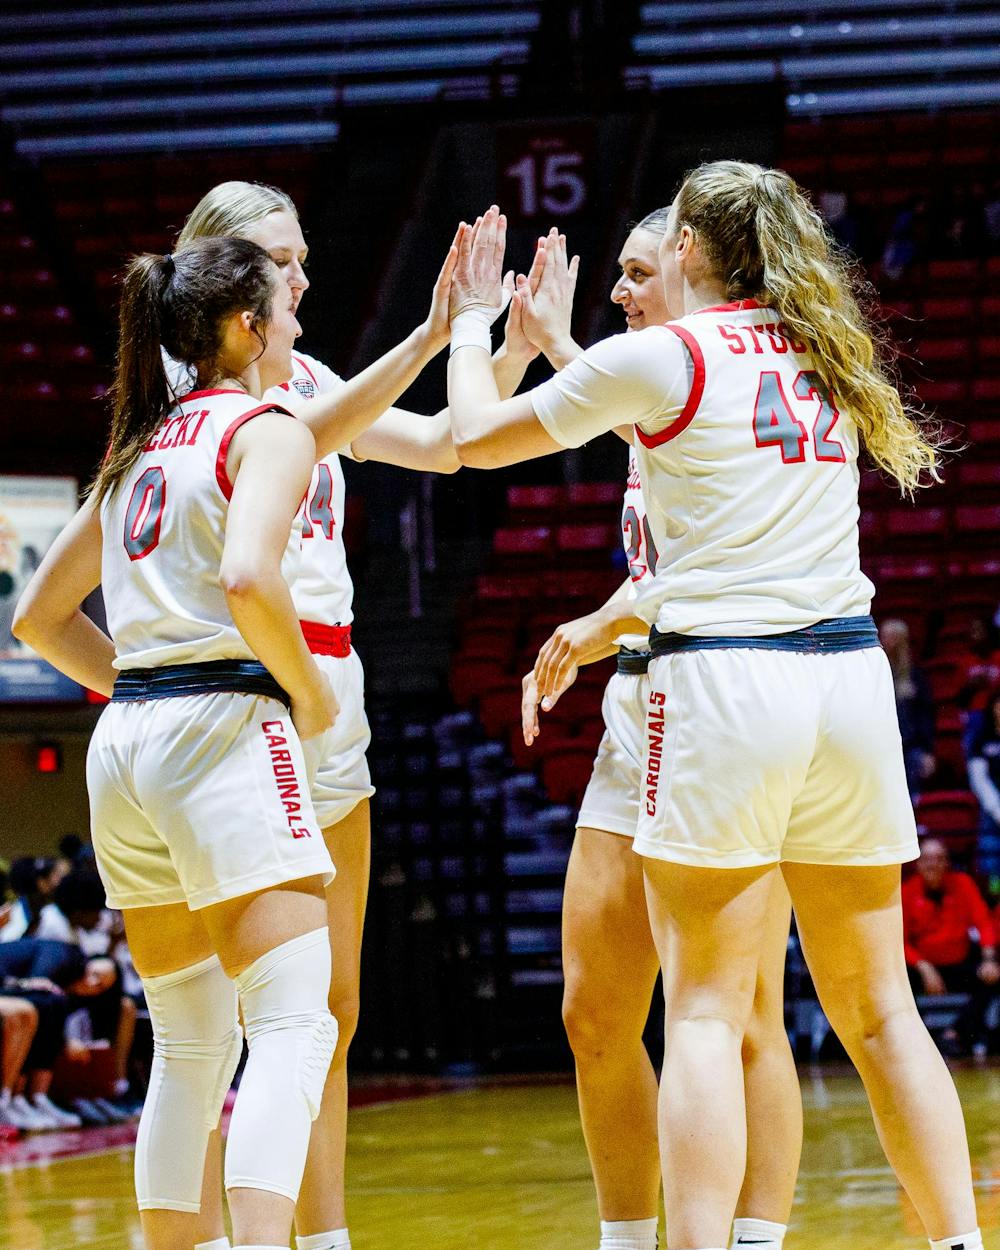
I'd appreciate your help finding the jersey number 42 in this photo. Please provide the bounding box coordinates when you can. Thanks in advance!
[753,369,845,464]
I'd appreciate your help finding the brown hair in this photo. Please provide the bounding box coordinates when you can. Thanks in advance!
[91,237,276,503]
[670,160,941,494]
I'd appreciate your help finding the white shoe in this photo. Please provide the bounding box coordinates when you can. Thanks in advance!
[8,1094,54,1131]
[31,1093,82,1129]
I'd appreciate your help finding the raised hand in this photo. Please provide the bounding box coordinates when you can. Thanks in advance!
[501,238,547,362]
[515,227,580,368]
[423,222,464,351]
[450,206,508,321]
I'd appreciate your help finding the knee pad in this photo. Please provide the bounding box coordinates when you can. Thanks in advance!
[225,928,337,1202]
[135,954,241,1212]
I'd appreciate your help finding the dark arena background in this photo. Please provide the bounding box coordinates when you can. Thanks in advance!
[0,2,999,1248]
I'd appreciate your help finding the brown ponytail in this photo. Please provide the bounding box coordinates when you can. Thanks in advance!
[672,160,942,495]
[91,237,277,503]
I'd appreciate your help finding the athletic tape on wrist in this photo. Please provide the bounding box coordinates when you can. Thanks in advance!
[450,306,493,355]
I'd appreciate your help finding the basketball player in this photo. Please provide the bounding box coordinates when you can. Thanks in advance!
[174,181,540,1250]
[12,227,461,1250]
[513,222,797,1250]
[445,180,982,1250]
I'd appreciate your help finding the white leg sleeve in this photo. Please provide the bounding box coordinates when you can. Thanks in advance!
[225,928,338,1203]
[135,955,242,1212]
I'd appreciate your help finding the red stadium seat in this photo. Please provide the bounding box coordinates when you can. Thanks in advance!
[450,657,509,707]
[883,507,948,549]
[914,338,972,366]
[954,506,1000,544]
[927,259,982,288]
[922,298,974,328]
[541,742,596,806]
[493,526,551,555]
[477,683,521,738]
[955,463,1000,503]
[916,380,968,409]
[506,484,565,512]
[914,790,979,838]
[556,524,616,553]
[972,378,1000,405]
[476,573,539,601]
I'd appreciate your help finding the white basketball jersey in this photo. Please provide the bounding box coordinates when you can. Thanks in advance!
[266,352,355,628]
[634,301,873,635]
[617,446,656,651]
[101,388,301,669]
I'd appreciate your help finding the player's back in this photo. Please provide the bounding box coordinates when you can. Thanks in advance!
[635,300,873,635]
[100,388,299,670]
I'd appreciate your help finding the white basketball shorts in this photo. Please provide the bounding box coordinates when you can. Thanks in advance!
[88,692,335,911]
[301,649,375,829]
[577,670,649,838]
[633,646,919,868]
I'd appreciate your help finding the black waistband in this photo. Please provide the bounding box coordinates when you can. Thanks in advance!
[617,647,652,675]
[111,660,290,707]
[649,614,879,657]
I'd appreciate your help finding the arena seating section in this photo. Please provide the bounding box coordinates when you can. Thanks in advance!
[625,0,999,115]
[0,0,540,158]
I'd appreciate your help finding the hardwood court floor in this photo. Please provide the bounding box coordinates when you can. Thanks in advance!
[2,1065,998,1250]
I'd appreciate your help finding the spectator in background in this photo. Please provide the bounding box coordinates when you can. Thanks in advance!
[818,189,872,261]
[880,617,936,794]
[957,615,1000,738]
[34,870,137,1117]
[881,195,932,283]
[984,177,1000,252]
[0,869,43,1133]
[936,183,987,260]
[0,857,63,942]
[0,939,116,1129]
[968,687,1000,884]
[903,838,1000,1055]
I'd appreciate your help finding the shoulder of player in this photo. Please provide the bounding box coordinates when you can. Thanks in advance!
[292,350,344,391]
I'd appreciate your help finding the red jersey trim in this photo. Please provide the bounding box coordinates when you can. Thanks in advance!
[183,387,249,403]
[215,403,295,501]
[293,354,319,387]
[693,299,764,315]
[635,324,705,449]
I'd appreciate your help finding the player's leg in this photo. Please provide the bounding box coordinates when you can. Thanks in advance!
[643,860,776,1250]
[124,900,228,1250]
[562,825,661,1237]
[194,1128,228,1249]
[0,998,38,1107]
[295,797,371,1248]
[783,862,979,1242]
[733,873,800,1249]
[200,877,336,1250]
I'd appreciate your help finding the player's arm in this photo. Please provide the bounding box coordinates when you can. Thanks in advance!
[348,250,541,472]
[521,578,648,744]
[449,210,673,468]
[293,226,461,460]
[11,500,117,697]
[221,413,336,740]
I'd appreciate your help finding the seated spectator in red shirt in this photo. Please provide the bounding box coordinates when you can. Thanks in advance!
[903,838,1000,1053]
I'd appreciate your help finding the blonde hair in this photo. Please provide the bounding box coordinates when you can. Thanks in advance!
[672,160,940,494]
[177,180,298,246]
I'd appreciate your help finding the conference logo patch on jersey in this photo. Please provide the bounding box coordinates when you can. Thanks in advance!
[645,690,667,815]
[292,378,317,399]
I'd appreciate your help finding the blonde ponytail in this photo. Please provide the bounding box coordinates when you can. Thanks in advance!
[674,160,942,494]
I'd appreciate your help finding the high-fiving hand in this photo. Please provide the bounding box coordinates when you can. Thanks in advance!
[450,205,508,322]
